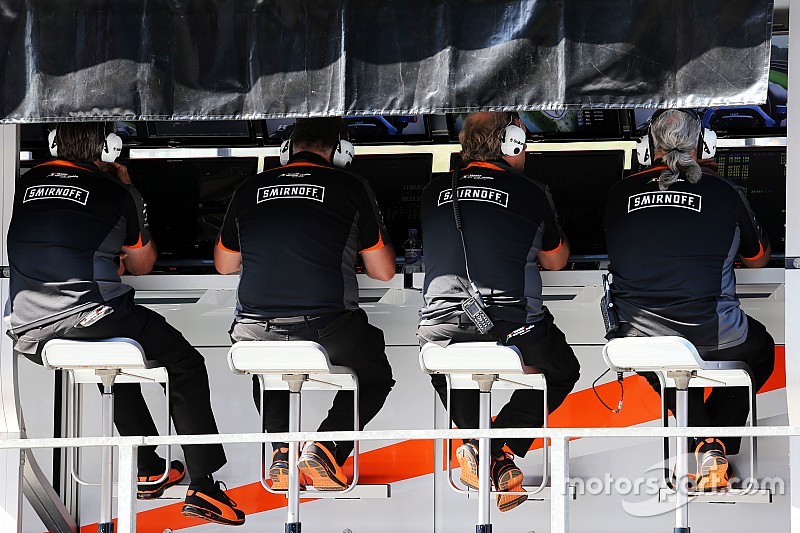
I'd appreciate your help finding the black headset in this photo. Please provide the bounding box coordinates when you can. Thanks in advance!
[636,109,717,166]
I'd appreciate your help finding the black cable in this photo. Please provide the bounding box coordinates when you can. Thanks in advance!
[451,170,474,283]
[592,368,625,414]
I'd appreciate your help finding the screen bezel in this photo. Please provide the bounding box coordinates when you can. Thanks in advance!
[261,115,433,145]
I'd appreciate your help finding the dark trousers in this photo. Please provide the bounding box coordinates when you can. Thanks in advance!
[18,291,226,478]
[230,309,395,466]
[622,315,775,455]
[418,310,581,457]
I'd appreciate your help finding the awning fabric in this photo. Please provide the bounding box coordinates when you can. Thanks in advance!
[0,0,774,122]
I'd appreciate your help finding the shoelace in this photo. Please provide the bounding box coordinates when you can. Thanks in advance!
[212,481,239,508]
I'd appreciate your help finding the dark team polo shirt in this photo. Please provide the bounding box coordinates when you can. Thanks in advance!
[604,165,770,351]
[217,152,390,319]
[8,160,151,335]
[420,161,564,325]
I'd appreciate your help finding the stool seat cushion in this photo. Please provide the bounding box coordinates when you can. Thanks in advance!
[42,338,168,384]
[603,336,752,386]
[228,341,356,391]
[419,342,545,391]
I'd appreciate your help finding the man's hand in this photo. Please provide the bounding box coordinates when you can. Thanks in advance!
[96,161,132,185]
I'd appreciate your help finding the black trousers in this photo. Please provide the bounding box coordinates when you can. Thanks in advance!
[230,309,395,466]
[418,310,581,457]
[619,315,775,455]
[18,291,226,478]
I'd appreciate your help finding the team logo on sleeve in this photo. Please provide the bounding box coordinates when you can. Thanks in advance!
[437,187,509,208]
[23,185,90,205]
[627,191,701,213]
[256,184,325,203]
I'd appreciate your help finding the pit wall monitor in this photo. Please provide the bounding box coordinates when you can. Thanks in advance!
[446,110,625,142]
[122,157,259,273]
[264,115,431,144]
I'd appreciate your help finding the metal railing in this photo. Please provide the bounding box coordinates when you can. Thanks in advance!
[2,424,798,533]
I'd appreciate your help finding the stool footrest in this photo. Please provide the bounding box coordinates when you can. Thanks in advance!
[293,484,390,499]
[658,487,773,504]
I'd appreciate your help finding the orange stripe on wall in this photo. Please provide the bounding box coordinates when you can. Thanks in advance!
[79,348,785,531]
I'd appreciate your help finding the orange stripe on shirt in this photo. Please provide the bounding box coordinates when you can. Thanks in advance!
[540,239,564,255]
[360,231,385,253]
[123,234,144,249]
[216,239,240,254]
[741,240,766,262]
[464,161,504,172]
[33,159,88,171]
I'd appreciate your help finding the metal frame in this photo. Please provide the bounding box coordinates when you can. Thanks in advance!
[442,374,550,498]
[65,370,172,489]
[0,423,788,533]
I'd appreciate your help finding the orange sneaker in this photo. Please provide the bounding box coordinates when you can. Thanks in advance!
[694,438,730,491]
[455,440,480,490]
[268,447,306,490]
[491,452,527,512]
[181,481,245,526]
[137,460,186,500]
[297,442,348,491]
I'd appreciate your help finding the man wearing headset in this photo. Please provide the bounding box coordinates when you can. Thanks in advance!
[417,112,580,512]
[215,117,396,491]
[604,109,775,490]
[6,123,245,525]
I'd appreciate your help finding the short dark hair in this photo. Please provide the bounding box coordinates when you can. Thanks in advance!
[54,122,110,162]
[292,117,349,153]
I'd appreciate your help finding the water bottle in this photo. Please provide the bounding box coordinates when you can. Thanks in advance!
[403,228,423,273]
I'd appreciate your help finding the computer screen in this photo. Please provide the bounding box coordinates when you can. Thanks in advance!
[124,157,259,271]
[632,34,788,138]
[447,110,624,142]
[714,147,786,254]
[264,115,429,144]
[348,154,433,253]
[449,151,625,258]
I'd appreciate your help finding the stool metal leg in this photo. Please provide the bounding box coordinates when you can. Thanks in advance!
[474,374,496,533]
[672,372,691,533]
[97,370,118,533]
[284,375,307,533]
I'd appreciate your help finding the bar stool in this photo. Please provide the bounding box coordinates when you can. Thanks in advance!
[42,337,170,533]
[602,336,758,533]
[227,340,360,533]
[419,341,548,533]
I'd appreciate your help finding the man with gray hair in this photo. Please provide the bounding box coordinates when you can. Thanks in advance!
[418,112,580,512]
[604,109,775,490]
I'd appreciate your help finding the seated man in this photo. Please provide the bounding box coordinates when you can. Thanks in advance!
[215,117,396,491]
[604,109,775,490]
[418,112,580,512]
[6,123,244,525]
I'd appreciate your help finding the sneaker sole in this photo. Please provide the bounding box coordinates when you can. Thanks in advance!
[269,464,307,491]
[496,468,527,512]
[696,459,729,491]
[456,447,479,490]
[181,504,245,526]
[137,471,186,500]
[297,456,348,491]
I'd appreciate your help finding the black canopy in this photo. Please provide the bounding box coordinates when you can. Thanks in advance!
[0,0,774,122]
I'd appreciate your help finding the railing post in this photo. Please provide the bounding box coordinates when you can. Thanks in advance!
[550,435,569,533]
[117,443,138,533]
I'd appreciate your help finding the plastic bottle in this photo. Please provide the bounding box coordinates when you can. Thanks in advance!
[403,228,423,272]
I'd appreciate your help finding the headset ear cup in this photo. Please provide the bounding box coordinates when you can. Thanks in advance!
[699,128,717,159]
[101,132,123,163]
[279,139,292,166]
[332,139,355,169]
[48,129,58,157]
[636,135,652,166]
[500,124,526,157]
